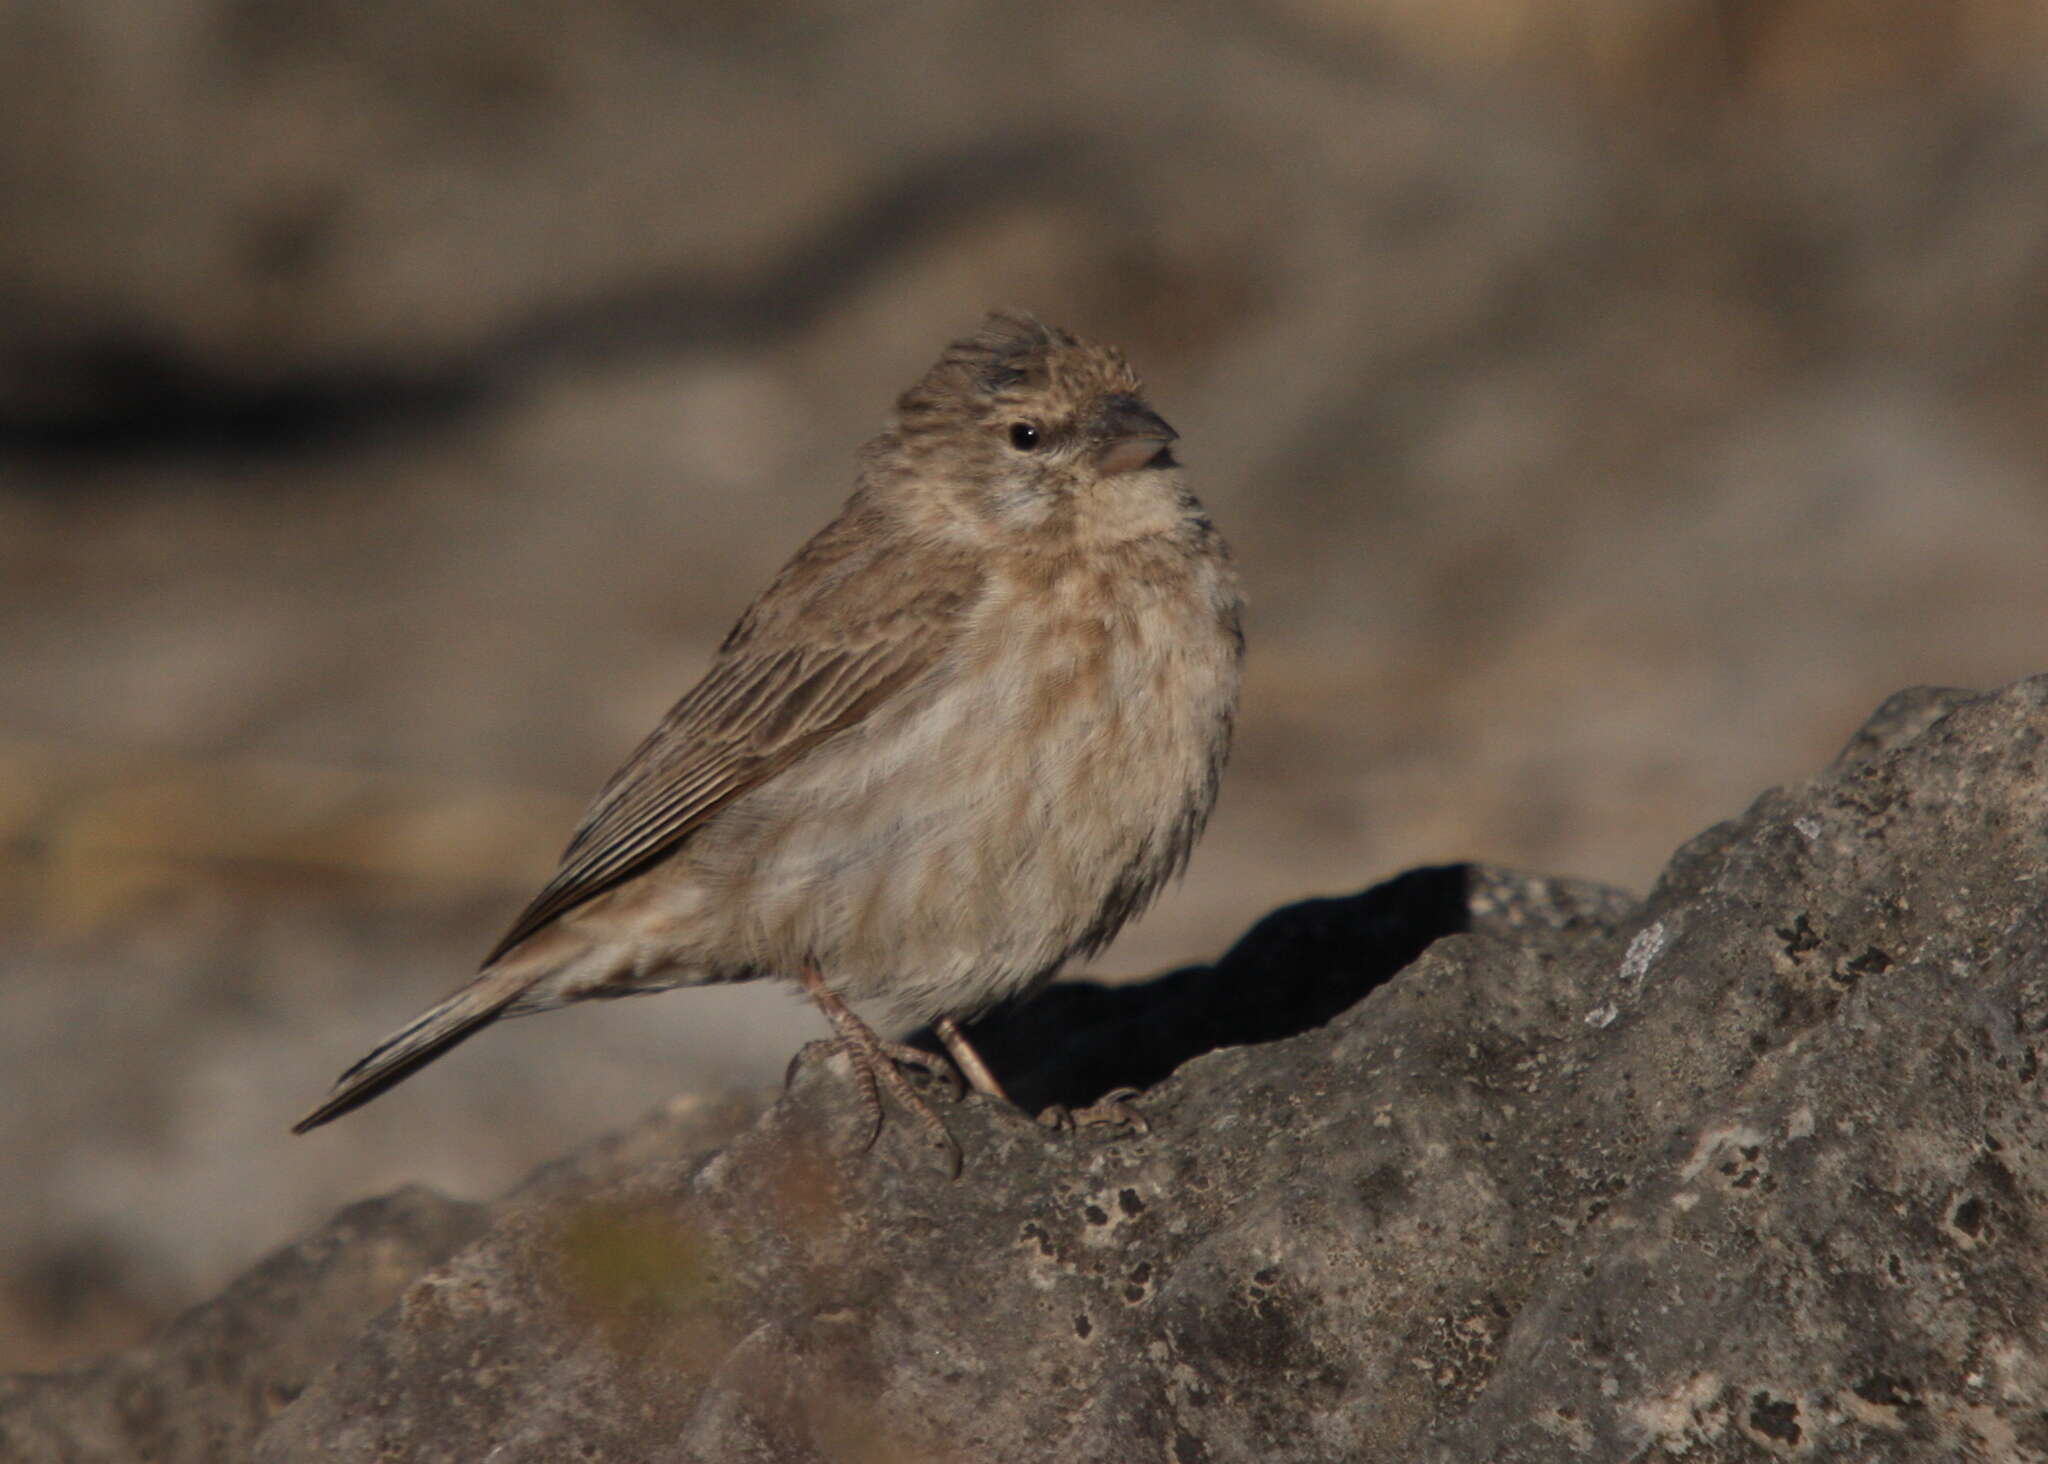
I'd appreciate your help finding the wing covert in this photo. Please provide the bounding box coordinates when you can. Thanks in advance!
[479,586,960,967]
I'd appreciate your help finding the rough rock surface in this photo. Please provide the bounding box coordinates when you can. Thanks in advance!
[0,1091,769,1464]
[0,1188,486,1463]
[13,675,2048,1461]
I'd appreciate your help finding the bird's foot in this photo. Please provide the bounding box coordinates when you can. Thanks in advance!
[877,1040,967,1103]
[792,965,965,1176]
[1037,1087,1150,1134]
[786,1036,964,1175]
[782,1039,962,1103]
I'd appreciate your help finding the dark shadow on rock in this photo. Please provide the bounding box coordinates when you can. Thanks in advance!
[912,862,1637,1114]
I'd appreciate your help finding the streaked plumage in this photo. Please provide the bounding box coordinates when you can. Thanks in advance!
[293,313,1242,1164]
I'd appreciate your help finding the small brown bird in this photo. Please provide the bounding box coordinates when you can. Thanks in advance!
[293,313,1242,1169]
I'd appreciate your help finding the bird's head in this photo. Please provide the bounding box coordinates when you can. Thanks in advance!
[876,312,1185,539]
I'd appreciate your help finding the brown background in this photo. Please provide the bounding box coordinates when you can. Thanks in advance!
[5,0,2048,1371]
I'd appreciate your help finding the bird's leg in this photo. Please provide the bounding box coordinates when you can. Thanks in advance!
[934,1016,1009,1101]
[795,962,963,1174]
[788,1033,962,1109]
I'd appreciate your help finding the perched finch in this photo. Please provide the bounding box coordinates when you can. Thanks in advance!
[293,312,1243,1170]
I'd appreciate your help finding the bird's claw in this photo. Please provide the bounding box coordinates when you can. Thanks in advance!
[875,1040,967,1103]
[787,1033,963,1174]
[1037,1087,1150,1134]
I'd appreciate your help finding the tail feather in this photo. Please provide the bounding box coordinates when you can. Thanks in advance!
[292,971,528,1134]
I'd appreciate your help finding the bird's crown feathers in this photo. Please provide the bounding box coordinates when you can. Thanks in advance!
[895,311,1142,428]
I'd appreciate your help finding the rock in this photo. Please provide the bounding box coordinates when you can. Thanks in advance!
[16,674,2048,1461]
[0,1187,486,1464]
[0,1089,766,1464]
[246,864,1635,1464]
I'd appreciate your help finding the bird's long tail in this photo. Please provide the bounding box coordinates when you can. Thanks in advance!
[291,969,529,1133]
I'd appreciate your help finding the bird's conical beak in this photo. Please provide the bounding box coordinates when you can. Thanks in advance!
[1095,396,1178,475]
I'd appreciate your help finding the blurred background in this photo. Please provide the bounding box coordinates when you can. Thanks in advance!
[6,0,2048,1373]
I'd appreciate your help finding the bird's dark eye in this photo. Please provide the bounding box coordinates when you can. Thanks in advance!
[1008,422,1041,451]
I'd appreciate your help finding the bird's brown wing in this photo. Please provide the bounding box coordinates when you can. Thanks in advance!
[480,545,976,967]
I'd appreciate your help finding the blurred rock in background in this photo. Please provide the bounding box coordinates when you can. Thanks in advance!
[5,0,2048,1373]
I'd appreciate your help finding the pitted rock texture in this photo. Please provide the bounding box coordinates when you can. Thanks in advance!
[14,677,2048,1461]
